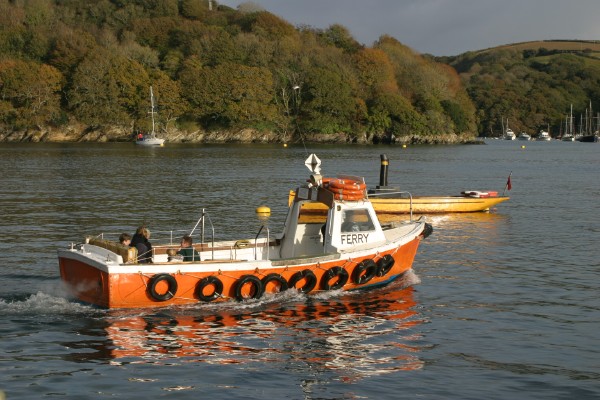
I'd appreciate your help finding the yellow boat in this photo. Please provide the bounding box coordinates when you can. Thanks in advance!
[292,191,509,216]
[291,154,509,217]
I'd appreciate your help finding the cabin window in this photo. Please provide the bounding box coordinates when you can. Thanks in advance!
[341,209,375,233]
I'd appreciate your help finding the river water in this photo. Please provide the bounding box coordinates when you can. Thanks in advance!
[0,140,598,399]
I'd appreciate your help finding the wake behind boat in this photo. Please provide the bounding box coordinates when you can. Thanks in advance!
[57,154,432,309]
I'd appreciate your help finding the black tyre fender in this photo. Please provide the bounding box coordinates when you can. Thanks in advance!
[147,273,178,301]
[352,259,378,284]
[234,274,264,301]
[421,223,433,239]
[376,254,395,277]
[195,276,223,302]
[288,269,317,293]
[320,266,349,290]
[261,273,289,293]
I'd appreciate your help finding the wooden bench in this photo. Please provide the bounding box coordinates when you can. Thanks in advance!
[88,237,138,263]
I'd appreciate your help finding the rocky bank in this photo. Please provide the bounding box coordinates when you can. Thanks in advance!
[0,125,480,145]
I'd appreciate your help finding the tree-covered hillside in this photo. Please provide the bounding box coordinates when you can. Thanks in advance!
[444,42,600,137]
[0,0,476,143]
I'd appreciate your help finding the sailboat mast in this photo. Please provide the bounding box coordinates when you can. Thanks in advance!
[570,104,573,136]
[149,86,156,135]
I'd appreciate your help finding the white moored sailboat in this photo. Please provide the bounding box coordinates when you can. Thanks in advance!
[502,118,516,140]
[135,86,165,147]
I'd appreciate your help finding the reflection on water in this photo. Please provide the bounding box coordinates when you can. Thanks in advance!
[103,278,424,380]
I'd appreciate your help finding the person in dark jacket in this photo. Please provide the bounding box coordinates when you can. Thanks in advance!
[177,235,200,261]
[130,226,153,263]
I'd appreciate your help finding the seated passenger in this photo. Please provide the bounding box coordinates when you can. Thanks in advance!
[119,233,131,246]
[177,235,200,261]
[167,249,182,262]
[130,226,153,263]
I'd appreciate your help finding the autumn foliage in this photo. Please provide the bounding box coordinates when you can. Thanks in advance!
[0,0,476,141]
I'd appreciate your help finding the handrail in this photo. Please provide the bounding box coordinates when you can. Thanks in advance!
[93,229,191,245]
[190,209,215,261]
[254,225,270,260]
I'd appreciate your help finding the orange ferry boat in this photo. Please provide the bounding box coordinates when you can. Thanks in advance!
[57,154,432,309]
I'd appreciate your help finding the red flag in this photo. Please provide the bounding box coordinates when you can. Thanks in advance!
[506,175,512,191]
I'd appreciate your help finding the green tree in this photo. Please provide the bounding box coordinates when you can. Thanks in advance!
[300,66,357,134]
[68,50,150,125]
[0,58,63,128]
[181,60,278,128]
[150,72,186,132]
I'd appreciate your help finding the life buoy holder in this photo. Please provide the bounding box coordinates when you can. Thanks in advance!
[376,254,395,277]
[234,274,264,301]
[320,266,349,290]
[195,276,223,302]
[352,260,378,284]
[261,273,289,294]
[288,269,317,293]
[147,273,178,301]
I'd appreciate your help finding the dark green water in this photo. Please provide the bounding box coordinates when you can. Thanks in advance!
[0,141,598,399]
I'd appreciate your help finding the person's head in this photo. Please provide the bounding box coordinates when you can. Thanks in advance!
[136,226,150,239]
[119,233,131,246]
[181,235,193,247]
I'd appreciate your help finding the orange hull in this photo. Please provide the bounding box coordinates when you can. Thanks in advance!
[58,237,422,309]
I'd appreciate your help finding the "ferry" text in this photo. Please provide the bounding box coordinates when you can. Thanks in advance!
[341,233,369,245]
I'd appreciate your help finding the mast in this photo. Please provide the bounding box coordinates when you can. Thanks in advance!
[589,101,593,134]
[149,86,156,136]
[570,104,574,136]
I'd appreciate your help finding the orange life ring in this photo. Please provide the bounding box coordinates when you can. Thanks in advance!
[327,179,366,191]
[325,187,365,196]
[321,177,366,201]
[332,192,365,201]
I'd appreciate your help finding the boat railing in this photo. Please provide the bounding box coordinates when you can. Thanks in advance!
[254,224,270,260]
[94,229,191,245]
[367,190,414,221]
[190,208,215,261]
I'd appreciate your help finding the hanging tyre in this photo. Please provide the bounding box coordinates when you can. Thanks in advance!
[288,269,317,293]
[261,273,289,294]
[320,266,349,290]
[195,276,223,302]
[352,260,378,284]
[234,275,264,301]
[376,254,395,277]
[147,273,178,301]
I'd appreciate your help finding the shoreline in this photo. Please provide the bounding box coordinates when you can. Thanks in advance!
[0,125,481,145]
